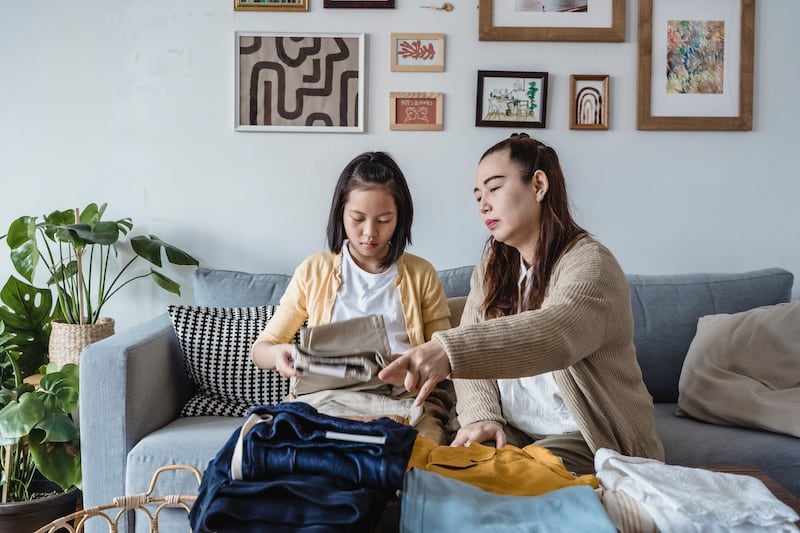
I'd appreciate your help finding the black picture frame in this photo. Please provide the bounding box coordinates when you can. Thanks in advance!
[323,0,394,8]
[476,70,549,128]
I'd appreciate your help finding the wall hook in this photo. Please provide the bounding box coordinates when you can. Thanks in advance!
[420,3,454,11]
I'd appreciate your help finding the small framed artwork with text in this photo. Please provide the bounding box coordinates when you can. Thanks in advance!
[570,74,609,130]
[476,70,548,128]
[389,92,444,131]
[234,0,309,12]
[391,33,445,72]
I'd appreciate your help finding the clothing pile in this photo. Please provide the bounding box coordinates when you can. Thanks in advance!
[188,402,418,532]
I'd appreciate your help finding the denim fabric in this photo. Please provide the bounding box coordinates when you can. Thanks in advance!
[401,468,617,533]
[189,402,417,533]
[240,402,417,489]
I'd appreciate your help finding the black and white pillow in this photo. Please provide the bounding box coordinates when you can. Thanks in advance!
[167,305,300,417]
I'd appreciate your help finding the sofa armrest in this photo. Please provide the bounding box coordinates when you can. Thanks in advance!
[79,313,192,512]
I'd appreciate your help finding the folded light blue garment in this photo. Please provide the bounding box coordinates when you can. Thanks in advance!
[401,468,616,533]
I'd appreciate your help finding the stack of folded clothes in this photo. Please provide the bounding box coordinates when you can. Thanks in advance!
[189,402,418,533]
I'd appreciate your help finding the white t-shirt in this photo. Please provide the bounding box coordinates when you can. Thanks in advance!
[497,258,579,437]
[331,241,412,356]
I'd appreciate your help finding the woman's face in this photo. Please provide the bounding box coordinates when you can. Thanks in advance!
[343,187,398,273]
[474,149,546,258]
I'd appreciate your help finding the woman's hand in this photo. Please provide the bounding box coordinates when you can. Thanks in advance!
[450,421,507,448]
[379,339,451,406]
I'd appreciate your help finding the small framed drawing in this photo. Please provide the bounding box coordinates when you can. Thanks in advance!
[234,0,309,12]
[389,92,444,131]
[570,74,609,130]
[391,33,445,72]
[476,70,548,128]
[324,0,394,8]
[235,32,365,133]
[637,0,755,131]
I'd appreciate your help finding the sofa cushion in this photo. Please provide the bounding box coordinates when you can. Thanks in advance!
[626,268,793,403]
[193,267,291,307]
[677,300,800,437]
[168,305,295,417]
[438,265,474,298]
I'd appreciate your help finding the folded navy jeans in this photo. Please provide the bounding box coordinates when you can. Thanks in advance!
[238,402,417,489]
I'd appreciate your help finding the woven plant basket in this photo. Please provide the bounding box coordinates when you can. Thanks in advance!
[48,317,115,367]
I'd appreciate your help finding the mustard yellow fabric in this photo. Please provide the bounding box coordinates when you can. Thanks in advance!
[406,436,599,497]
[254,251,451,347]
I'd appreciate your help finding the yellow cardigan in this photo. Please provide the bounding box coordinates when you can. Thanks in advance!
[253,251,451,348]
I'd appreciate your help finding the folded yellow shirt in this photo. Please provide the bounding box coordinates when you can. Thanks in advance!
[406,436,599,496]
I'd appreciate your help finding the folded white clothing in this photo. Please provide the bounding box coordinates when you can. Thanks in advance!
[594,448,799,533]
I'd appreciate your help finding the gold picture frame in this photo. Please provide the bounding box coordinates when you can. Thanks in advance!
[570,74,609,130]
[234,0,309,12]
[390,33,445,72]
[389,92,444,131]
[478,0,625,42]
[636,0,755,131]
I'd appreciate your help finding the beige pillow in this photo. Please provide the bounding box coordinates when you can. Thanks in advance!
[677,300,800,437]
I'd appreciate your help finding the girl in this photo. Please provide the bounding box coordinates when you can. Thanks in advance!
[252,151,452,444]
[379,134,664,467]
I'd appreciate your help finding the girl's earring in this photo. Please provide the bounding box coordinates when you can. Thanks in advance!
[388,240,392,247]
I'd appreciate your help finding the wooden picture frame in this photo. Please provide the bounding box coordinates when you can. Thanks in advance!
[476,70,549,129]
[323,0,394,8]
[234,0,309,12]
[637,0,755,131]
[235,32,365,132]
[390,92,444,131]
[570,74,609,130]
[478,0,625,42]
[390,33,445,72]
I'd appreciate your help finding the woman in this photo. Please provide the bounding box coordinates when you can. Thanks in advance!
[379,134,663,467]
[252,150,453,444]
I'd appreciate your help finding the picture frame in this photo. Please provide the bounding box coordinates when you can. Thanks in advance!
[234,0,309,12]
[235,32,365,133]
[476,70,549,129]
[389,92,444,131]
[390,33,445,72]
[570,74,609,130]
[637,0,755,131]
[323,0,394,8]
[478,0,625,42]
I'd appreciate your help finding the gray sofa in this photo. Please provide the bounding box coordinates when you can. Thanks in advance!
[80,265,798,533]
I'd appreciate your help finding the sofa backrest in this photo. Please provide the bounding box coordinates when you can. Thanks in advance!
[193,265,794,404]
[626,268,793,403]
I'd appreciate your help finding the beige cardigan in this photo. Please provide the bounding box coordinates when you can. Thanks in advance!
[434,236,665,460]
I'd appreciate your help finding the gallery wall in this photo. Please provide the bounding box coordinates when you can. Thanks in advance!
[1,0,798,332]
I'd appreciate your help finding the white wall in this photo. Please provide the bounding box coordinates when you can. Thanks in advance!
[1,0,798,332]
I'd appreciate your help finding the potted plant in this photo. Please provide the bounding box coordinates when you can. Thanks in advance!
[0,327,82,530]
[1,202,199,367]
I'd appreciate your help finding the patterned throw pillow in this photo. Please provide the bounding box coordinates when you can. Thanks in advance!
[167,305,300,417]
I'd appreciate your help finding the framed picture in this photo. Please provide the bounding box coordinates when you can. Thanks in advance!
[389,92,444,131]
[478,0,625,42]
[476,70,549,128]
[234,0,309,12]
[637,0,755,131]
[235,32,365,133]
[570,74,609,130]
[323,0,394,8]
[390,33,445,72]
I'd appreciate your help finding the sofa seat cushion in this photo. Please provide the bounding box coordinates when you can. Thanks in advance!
[193,267,291,307]
[653,403,800,497]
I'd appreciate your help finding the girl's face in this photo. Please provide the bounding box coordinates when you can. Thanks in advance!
[343,187,398,273]
[474,149,547,260]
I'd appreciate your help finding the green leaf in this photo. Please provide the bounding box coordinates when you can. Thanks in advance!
[34,412,79,443]
[0,277,53,376]
[151,270,181,296]
[6,217,39,283]
[0,393,45,444]
[131,235,199,267]
[28,430,81,491]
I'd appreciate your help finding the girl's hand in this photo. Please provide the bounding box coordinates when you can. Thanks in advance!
[272,344,298,378]
[450,421,507,448]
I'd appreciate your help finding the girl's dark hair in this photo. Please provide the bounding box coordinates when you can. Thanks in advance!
[480,133,587,318]
[326,151,413,269]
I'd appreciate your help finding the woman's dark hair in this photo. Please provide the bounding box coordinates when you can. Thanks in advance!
[326,151,413,269]
[480,133,587,318]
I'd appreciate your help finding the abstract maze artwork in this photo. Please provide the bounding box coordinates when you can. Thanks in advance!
[237,34,363,131]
